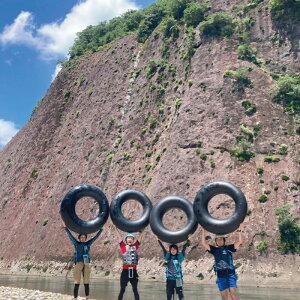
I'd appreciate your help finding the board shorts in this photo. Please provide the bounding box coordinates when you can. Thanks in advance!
[216,274,237,292]
[74,261,90,284]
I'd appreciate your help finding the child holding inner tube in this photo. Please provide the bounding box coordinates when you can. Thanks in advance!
[157,238,191,300]
[62,220,102,300]
[116,230,145,300]
[201,224,243,300]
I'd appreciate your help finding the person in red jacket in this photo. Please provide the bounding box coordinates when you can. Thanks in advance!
[116,230,145,300]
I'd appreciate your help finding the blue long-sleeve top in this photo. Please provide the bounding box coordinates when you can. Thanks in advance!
[64,227,102,263]
[158,240,189,280]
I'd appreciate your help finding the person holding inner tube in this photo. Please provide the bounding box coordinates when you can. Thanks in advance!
[201,224,244,300]
[62,220,102,300]
[116,229,145,300]
[157,238,191,300]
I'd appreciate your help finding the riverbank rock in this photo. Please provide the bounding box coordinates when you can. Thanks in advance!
[0,286,86,300]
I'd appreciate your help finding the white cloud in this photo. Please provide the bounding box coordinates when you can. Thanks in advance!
[0,119,19,147]
[51,65,62,81]
[0,0,139,59]
[0,11,37,46]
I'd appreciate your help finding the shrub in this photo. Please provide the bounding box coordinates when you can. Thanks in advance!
[181,26,196,60]
[264,156,280,163]
[240,124,254,141]
[31,166,39,179]
[199,12,237,38]
[278,144,288,155]
[257,168,264,175]
[137,6,165,42]
[145,151,153,157]
[145,177,152,187]
[294,175,300,186]
[273,74,300,115]
[275,205,300,254]
[243,0,264,14]
[223,67,253,90]
[175,98,183,110]
[146,59,159,78]
[210,160,215,168]
[123,152,131,160]
[295,116,300,134]
[183,1,208,27]
[258,195,268,203]
[270,0,300,22]
[241,99,257,116]
[281,175,289,181]
[167,0,194,20]
[149,117,157,129]
[230,147,255,162]
[145,162,152,172]
[257,240,268,254]
[160,17,179,39]
[264,190,271,195]
[238,44,261,65]
[107,153,115,162]
[200,153,207,160]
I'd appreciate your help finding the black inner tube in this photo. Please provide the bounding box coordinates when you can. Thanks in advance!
[193,181,247,234]
[110,189,152,232]
[150,196,198,243]
[60,184,109,234]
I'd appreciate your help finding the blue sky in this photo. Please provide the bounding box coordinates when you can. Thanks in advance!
[0,0,155,148]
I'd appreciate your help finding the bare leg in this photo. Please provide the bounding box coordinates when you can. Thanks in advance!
[229,287,237,300]
[220,289,229,300]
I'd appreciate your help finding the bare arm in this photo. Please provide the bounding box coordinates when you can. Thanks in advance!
[201,227,211,251]
[234,223,243,249]
[136,228,146,244]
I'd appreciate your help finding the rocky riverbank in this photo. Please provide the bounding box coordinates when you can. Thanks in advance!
[0,286,87,300]
[0,255,299,289]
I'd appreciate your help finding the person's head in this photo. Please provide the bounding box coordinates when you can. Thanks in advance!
[125,233,136,245]
[214,235,226,247]
[78,233,87,242]
[169,244,179,255]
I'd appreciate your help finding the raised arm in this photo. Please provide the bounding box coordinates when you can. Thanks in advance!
[137,228,146,244]
[87,228,103,246]
[157,239,167,256]
[201,227,211,251]
[64,226,77,246]
[234,223,243,250]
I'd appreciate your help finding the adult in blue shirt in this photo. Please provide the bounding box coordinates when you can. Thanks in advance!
[63,221,102,300]
[201,224,243,300]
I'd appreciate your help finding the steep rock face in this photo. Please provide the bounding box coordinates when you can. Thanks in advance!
[0,0,299,275]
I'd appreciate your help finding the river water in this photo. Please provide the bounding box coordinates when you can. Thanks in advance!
[0,274,299,300]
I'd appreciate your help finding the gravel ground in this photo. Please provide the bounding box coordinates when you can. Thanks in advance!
[0,286,89,300]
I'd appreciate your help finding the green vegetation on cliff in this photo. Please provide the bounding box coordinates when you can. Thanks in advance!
[275,205,300,254]
[270,0,300,21]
